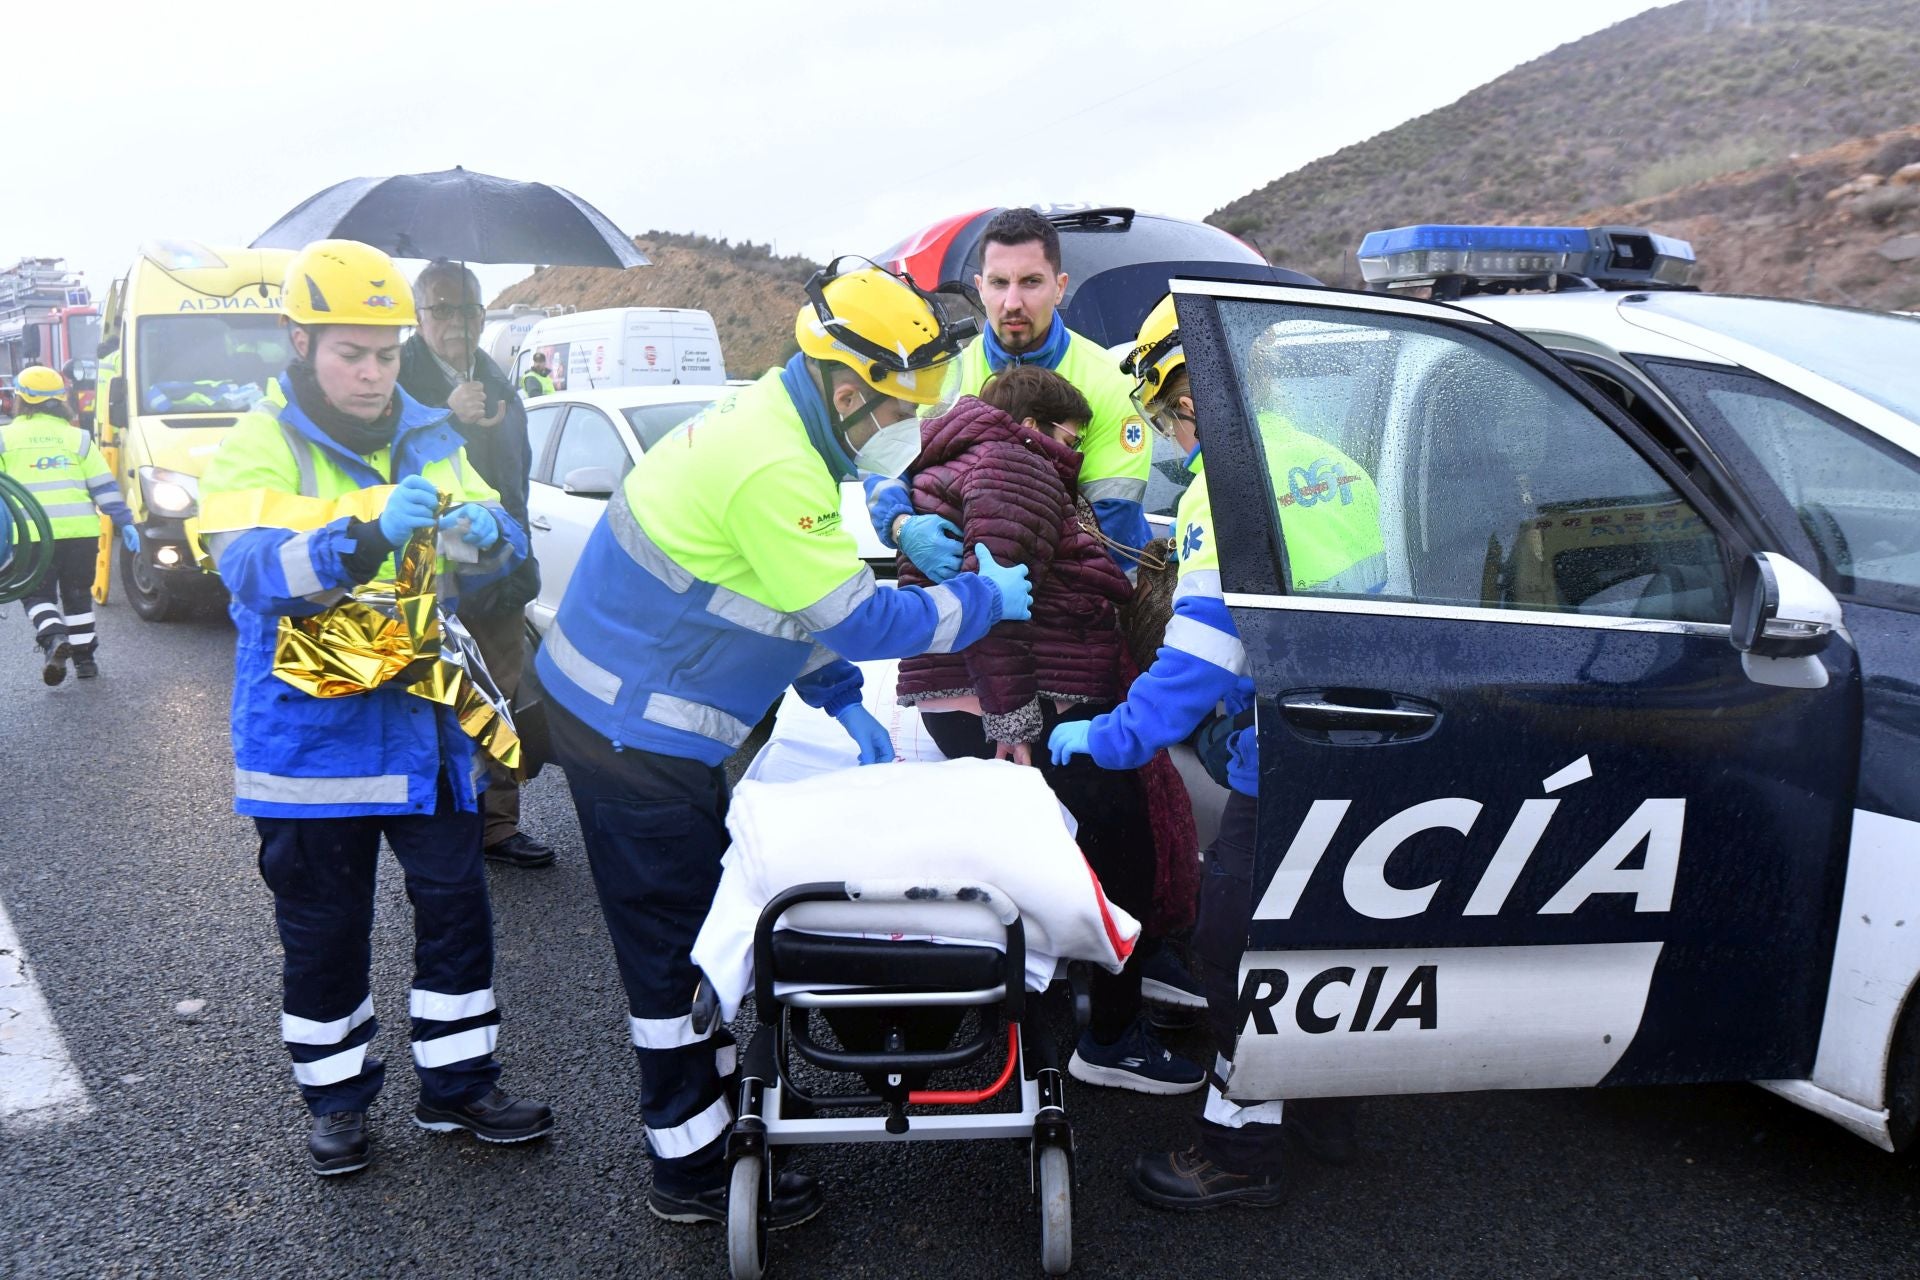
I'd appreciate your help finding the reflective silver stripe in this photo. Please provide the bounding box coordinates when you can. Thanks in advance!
[277,529,324,598]
[61,611,93,627]
[1082,475,1147,504]
[292,1042,369,1087]
[544,619,623,706]
[205,529,242,571]
[84,472,118,491]
[708,585,808,640]
[23,478,75,492]
[923,582,966,653]
[409,987,497,1022]
[797,642,839,678]
[1163,614,1248,676]
[26,603,59,621]
[1174,569,1224,601]
[793,566,877,633]
[234,768,409,807]
[647,1095,732,1160]
[76,433,91,460]
[641,693,754,747]
[39,502,95,519]
[412,1024,498,1069]
[629,1013,702,1049]
[450,450,467,489]
[278,422,318,498]
[608,489,694,592]
[1305,552,1390,595]
[283,995,375,1046]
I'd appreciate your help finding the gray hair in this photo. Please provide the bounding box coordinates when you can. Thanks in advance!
[414,259,482,302]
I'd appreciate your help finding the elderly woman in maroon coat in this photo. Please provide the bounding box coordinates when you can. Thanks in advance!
[895,365,1206,1096]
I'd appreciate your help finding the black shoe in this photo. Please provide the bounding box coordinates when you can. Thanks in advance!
[648,1166,824,1231]
[39,640,69,687]
[483,831,556,869]
[73,655,98,679]
[308,1110,371,1176]
[1127,1146,1286,1211]
[413,1088,554,1143]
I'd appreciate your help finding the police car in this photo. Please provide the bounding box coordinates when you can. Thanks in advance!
[1166,227,1920,1151]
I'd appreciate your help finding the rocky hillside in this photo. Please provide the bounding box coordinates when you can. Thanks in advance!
[1211,0,1920,286]
[490,232,820,377]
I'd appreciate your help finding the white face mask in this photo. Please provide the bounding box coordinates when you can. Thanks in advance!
[851,417,922,478]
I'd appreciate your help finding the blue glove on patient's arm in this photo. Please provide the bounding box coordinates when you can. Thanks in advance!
[438,502,501,549]
[379,475,442,546]
[974,544,1032,622]
[1047,721,1093,767]
[896,514,963,582]
[835,703,896,765]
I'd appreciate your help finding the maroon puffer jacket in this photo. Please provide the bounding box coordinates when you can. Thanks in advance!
[896,396,1134,743]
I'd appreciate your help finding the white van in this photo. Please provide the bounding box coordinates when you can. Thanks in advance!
[478,306,550,375]
[511,307,725,391]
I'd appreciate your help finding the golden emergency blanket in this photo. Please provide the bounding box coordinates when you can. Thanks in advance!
[220,489,521,772]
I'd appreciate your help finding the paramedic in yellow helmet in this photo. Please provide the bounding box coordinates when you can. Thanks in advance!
[1050,293,1383,1210]
[534,258,1035,1228]
[197,240,551,1177]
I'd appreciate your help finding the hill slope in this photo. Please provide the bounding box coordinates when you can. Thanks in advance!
[1210,0,1920,285]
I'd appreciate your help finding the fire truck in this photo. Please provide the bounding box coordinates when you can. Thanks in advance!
[0,257,102,418]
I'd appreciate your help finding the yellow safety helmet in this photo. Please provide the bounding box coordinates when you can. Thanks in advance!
[13,365,67,404]
[1120,294,1183,416]
[794,258,970,405]
[281,239,418,328]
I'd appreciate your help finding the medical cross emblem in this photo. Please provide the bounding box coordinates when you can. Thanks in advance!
[1182,522,1205,560]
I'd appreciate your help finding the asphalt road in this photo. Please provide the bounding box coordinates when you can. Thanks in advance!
[2,594,1917,1279]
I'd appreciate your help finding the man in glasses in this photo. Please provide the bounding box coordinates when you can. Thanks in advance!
[399,260,555,870]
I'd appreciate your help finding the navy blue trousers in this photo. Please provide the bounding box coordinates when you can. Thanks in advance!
[548,697,737,1190]
[255,773,501,1117]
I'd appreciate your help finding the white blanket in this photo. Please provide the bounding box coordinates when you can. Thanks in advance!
[693,755,1140,1021]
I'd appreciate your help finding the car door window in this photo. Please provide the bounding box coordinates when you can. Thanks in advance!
[549,406,630,490]
[525,404,563,485]
[1641,359,1920,602]
[1219,300,1728,623]
[622,400,713,451]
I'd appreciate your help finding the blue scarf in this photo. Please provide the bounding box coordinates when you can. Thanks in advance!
[981,311,1071,373]
[781,353,856,482]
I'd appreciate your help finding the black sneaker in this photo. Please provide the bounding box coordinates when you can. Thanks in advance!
[39,639,69,687]
[72,655,98,679]
[1127,1146,1285,1211]
[309,1110,371,1176]
[413,1088,554,1143]
[648,1166,824,1231]
[483,832,556,869]
[1139,947,1206,1010]
[1067,1018,1205,1095]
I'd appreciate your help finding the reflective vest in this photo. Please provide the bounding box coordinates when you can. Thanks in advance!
[522,371,555,397]
[937,328,1150,509]
[197,375,524,819]
[0,411,131,540]
[535,369,1002,765]
[1254,412,1388,593]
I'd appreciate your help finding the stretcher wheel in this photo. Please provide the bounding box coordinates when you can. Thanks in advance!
[728,1153,769,1280]
[1036,1144,1072,1275]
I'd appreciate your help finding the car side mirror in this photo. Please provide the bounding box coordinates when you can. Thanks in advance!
[562,465,619,499]
[106,375,128,432]
[1730,552,1839,658]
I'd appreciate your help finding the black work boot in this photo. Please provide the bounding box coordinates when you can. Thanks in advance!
[1127,1146,1286,1211]
[648,1165,824,1231]
[72,653,98,679]
[413,1088,554,1143]
[308,1111,371,1176]
[38,637,69,687]
[483,831,556,869]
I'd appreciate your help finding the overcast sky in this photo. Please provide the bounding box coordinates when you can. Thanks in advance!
[30,0,1665,301]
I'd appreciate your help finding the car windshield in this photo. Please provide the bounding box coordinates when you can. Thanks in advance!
[622,400,716,451]
[1634,293,1920,423]
[136,315,292,416]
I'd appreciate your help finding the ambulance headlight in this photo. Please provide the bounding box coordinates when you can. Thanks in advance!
[139,467,199,517]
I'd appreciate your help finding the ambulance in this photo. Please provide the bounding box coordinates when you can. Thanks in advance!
[95,241,293,620]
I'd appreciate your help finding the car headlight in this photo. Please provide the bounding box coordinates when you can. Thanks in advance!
[139,467,199,518]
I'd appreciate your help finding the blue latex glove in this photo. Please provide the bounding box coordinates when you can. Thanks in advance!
[974,543,1032,622]
[1047,721,1093,767]
[120,524,139,554]
[379,475,442,546]
[438,501,501,549]
[835,704,895,765]
[896,514,963,582]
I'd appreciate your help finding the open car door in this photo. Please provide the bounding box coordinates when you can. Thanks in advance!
[1173,280,1862,1103]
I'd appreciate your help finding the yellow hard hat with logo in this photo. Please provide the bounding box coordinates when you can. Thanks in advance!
[13,365,67,404]
[281,240,418,328]
[1121,294,1184,424]
[795,258,972,405]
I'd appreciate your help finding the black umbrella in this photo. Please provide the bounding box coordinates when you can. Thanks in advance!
[251,166,648,268]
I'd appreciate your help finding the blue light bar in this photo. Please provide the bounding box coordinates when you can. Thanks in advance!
[1356,224,1696,290]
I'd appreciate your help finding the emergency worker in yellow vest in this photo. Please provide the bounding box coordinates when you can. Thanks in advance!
[867,208,1154,582]
[0,365,135,684]
[520,350,555,398]
[1050,294,1384,1210]
[535,259,1034,1228]
[198,240,553,1177]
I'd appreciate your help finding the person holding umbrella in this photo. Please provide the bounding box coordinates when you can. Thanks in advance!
[399,260,556,871]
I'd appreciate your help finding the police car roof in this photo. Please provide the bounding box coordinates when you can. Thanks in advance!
[1452,288,1736,365]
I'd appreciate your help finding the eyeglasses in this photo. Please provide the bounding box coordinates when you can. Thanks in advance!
[1050,422,1082,450]
[420,302,484,322]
